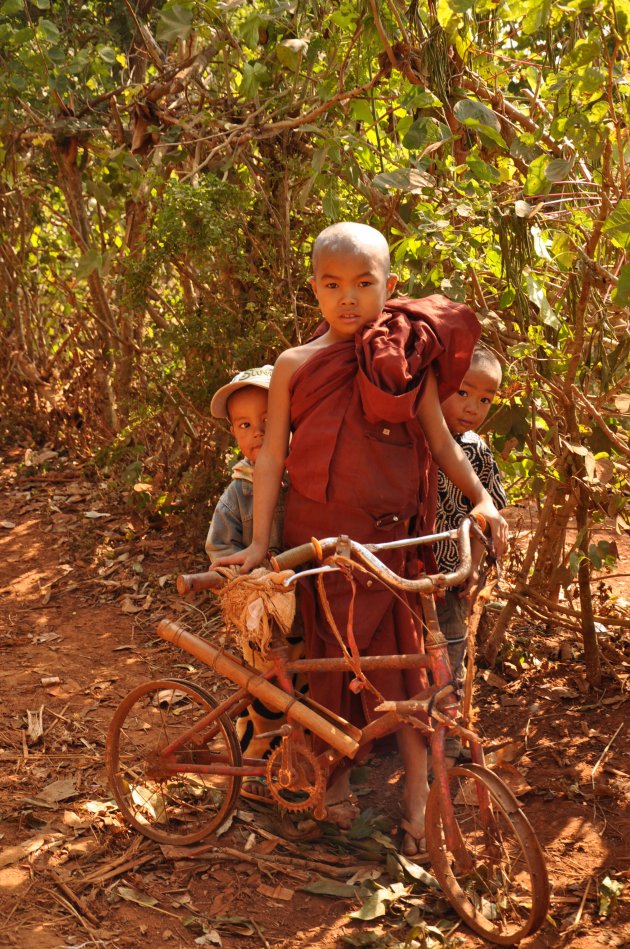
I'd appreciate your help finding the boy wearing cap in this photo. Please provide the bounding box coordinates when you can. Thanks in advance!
[206,366,284,561]
[207,366,294,771]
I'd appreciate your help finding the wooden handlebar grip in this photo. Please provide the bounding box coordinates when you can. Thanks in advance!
[271,542,317,572]
[176,570,225,595]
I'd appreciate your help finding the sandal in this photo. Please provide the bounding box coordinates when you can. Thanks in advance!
[399,818,430,864]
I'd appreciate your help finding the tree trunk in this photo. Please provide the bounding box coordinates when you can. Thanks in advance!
[576,482,601,686]
[52,137,118,433]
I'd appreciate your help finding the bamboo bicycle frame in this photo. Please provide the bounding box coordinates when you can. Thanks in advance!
[156,517,490,859]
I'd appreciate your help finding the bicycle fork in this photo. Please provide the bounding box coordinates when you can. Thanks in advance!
[422,594,489,873]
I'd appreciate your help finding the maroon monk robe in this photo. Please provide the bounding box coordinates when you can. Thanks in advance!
[283,295,480,737]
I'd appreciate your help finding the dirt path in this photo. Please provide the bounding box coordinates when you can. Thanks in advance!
[0,447,628,949]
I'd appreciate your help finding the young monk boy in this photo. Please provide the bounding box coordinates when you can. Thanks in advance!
[433,345,508,765]
[214,223,508,857]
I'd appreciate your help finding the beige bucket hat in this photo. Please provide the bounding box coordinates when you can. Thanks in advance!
[210,365,274,419]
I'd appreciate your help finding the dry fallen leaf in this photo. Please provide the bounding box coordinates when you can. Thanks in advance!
[35,777,78,804]
[47,679,82,699]
[482,670,509,690]
[117,885,159,908]
[257,882,294,901]
[0,520,16,529]
[27,707,44,743]
[491,762,533,797]
[120,595,143,614]
[0,836,47,868]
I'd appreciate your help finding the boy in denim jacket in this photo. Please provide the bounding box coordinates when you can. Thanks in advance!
[206,365,284,560]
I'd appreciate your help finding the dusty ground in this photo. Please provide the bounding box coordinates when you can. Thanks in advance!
[0,445,628,949]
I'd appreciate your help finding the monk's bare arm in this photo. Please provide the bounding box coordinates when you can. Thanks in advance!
[418,370,509,558]
[211,350,296,573]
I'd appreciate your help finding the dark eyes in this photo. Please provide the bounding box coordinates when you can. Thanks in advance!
[324,281,374,289]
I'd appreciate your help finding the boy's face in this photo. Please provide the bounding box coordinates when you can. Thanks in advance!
[309,248,398,340]
[227,386,268,463]
[441,365,501,436]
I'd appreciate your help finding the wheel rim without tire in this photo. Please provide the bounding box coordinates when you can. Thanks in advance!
[426,763,549,945]
[106,678,242,845]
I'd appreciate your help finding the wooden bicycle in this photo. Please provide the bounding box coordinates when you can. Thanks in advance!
[106,516,549,945]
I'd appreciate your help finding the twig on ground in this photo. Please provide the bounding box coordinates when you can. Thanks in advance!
[592,723,623,780]
[49,868,100,926]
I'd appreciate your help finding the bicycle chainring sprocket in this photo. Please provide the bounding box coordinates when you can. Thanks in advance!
[265,741,325,814]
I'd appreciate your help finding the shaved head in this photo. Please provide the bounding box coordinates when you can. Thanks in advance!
[312,222,391,277]
[470,344,502,381]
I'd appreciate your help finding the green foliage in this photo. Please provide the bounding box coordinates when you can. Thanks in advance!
[0,0,627,561]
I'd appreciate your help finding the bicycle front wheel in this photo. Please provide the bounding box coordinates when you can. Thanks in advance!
[107,678,242,845]
[426,763,549,945]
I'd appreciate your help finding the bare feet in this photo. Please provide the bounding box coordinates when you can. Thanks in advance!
[240,779,273,803]
[323,768,359,830]
[400,817,429,862]
[397,725,430,861]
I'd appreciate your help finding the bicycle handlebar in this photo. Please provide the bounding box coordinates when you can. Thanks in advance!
[175,515,488,597]
[176,569,226,595]
[273,515,485,593]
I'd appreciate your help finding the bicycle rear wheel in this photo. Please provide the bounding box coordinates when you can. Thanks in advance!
[426,763,549,945]
[107,678,242,845]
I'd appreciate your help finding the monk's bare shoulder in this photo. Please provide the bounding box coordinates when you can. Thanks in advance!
[274,340,324,379]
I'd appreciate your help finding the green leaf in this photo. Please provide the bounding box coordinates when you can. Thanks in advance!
[477,125,508,150]
[322,185,340,219]
[598,875,624,917]
[612,263,630,307]
[1,0,23,13]
[602,199,630,250]
[402,117,446,150]
[524,155,551,197]
[372,168,435,193]
[32,0,50,7]
[454,98,502,134]
[239,13,267,48]
[551,232,575,270]
[544,158,572,182]
[239,62,268,99]
[276,38,308,69]
[156,3,193,43]
[525,272,560,329]
[98,46,117,64]
[75,248,101,280]
[38,18,60,41]
[405,89,442,109]
[466,154,501,183]
[331,7,358,30]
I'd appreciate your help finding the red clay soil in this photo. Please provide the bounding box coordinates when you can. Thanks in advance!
[0,446,628,949]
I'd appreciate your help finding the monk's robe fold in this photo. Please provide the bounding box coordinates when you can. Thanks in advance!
[283,295,480,738]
